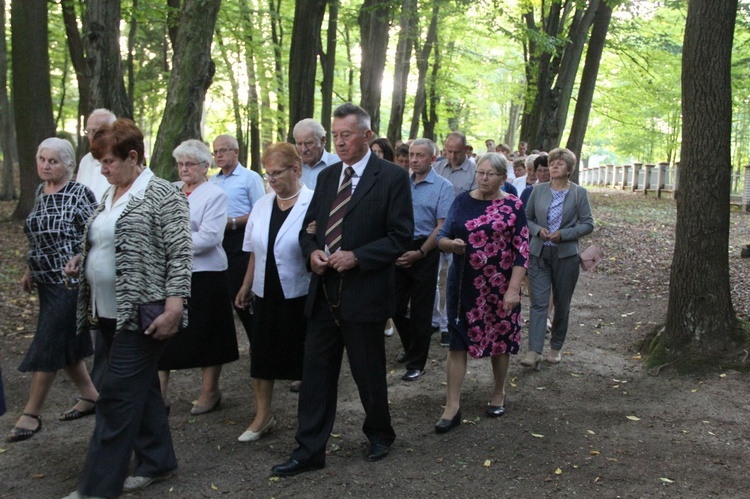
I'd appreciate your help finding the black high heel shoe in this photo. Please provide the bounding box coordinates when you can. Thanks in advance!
[7,414,42,442]
[434,409,461,434]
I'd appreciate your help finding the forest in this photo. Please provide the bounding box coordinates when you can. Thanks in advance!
[2,0,750,212]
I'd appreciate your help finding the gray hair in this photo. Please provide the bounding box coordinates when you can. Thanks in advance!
[525,153,540,170]
[410,138,437,157]
[333,103,371,132]
[37,137,76,179]
[88,108,116,124]
[293,118,326,141]
[173,139,213,167]
[476,152,508,177]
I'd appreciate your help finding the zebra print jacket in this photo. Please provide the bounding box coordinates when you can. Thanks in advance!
[76,173,193,335]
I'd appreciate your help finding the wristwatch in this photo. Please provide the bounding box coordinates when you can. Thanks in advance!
[231,217,237,230]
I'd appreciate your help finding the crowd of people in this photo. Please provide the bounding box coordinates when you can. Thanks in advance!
[3,103,594,497]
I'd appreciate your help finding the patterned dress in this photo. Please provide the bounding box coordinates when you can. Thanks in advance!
[439,192,530,358]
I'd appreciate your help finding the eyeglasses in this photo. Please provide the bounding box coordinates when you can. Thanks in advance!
[212,148,236,157]
[263,165,294,180]
[176,161,205,169]
[475,170,501,179]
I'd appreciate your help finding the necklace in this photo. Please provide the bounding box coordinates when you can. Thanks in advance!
[277,187,302,202]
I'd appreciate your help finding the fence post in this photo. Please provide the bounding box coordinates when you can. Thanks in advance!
[744,164,750,212]
[644,164,654,195]
[622,164,631,189]
[632,162,642,191]
[674,161,680,193]
[656,162,668,198]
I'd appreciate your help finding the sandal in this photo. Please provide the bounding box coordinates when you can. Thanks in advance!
[59,397,97,421]
[7,414,42,442]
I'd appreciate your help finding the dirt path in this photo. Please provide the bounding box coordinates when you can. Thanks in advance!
[1,192,749,498]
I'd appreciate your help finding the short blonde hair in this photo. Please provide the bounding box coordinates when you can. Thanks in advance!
[548,147,577,175]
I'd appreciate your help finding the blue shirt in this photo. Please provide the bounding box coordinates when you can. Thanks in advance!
[301,149,340,190]
[410,169,454,239]
[433,157,476,197]
[209,164,265,217]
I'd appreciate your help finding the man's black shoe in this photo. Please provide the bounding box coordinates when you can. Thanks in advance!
[271,459,323,477]
[366,443,390,462]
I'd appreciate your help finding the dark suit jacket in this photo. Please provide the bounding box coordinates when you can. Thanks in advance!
[299,154,413,322]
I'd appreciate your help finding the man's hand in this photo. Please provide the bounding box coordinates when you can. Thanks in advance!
[396,250,422,268]
[328,250,358,272]
[548,230,562,243]
[310,250,329,275]
[538,228,550,242]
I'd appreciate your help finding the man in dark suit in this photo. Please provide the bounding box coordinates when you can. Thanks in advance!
[271,103,413,476]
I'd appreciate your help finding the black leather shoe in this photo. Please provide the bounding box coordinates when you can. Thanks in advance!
[366,443,390,462]
[485,405,506,417]
[396,351,407,363]
[271,459,323,477]
[434,410,461,434]
[401,369,424,381]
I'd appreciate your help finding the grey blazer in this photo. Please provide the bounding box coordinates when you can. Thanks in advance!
[525,182,594,259]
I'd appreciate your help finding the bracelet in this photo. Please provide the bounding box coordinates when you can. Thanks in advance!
[418,248,426,257]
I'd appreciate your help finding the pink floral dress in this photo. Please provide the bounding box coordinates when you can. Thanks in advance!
[438,193,530,358]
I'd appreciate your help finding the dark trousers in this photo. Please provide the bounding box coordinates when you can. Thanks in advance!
[89,329,107,390]
[78,319,176,497]
[291,294,395,466]
[223,229,253,343]
[393,242,440,372]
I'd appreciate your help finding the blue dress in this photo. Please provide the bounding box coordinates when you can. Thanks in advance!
[438,192,530,358]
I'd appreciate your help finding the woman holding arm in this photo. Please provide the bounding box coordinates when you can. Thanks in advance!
[235,143,312,442]
[6,138,99,443]
[522,147,594,368]
[434,153,529,433]
[63,119,192,497]
[158,140,239,415]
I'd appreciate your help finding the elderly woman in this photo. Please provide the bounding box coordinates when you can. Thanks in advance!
[522,147,593,368]
[158,140,238,415]
[235,143,312,442]
[6,138,99,443]
[62,119,192,497]
[434,153,529,433]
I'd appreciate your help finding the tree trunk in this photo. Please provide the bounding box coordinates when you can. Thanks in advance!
[409,2,439,140]
[287,0,328,141]
[358,0,391,134]
[386,0,417,145]
[566,1,612,182]
[150,0,221,178]
[61,0,91,160]
[320,0,339,146]
[422,40,440,141]
[215,29,245,161]
[11,0,56,219]
[241,3,261,174]
[504,101,522,150]
[0,0,17,200]
[270,0,286,142]
[127,0,138,104]
[86,0,133,119]
[657,0,743,363]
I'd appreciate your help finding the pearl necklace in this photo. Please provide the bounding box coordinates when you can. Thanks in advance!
[277,187,302,202]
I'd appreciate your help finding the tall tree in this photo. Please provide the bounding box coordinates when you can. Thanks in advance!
[86,0,133,119]
[287,0,328,140]
[566,1,612,182]
[61,0,92,159]
[409,1,439,139]
[358,0,392,134]
[319,0,339,145]
[11,0,56,218]
[150,0,221,178]
[269,0,286,142]
[386,0,417,145]
[653,0,744,364]
[0,0,17,200]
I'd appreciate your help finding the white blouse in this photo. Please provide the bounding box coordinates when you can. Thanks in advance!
[176,181,228,272]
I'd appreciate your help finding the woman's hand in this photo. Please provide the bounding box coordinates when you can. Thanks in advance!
[451,238,466,255]
[21,267,35,293]
[235,284,254,310]
[306,220,317,234]
[503,287,521,312]
[145,297,183,341]
[64,255,82,278]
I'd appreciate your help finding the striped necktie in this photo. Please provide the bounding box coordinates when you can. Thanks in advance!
[325,166,355,253]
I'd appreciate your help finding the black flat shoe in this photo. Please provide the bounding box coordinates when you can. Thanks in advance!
[396,351,407,363]
[271,459,324,477]
[366,443,390,462]
[401,369,424,381]
[7,414,42,442]
[485,404,506,417]
[60,397,97,421]
[434,409,461,434]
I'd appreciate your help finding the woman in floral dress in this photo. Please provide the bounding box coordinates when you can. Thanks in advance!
[434,153,529,433]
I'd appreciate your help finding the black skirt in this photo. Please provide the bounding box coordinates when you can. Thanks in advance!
[18,283,93,372]
[158,271,239,370]
[250,294,307,380]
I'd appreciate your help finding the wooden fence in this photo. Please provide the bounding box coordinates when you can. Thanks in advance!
[578,162,750,211]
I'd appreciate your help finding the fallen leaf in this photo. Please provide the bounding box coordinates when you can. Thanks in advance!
[626,415,641,421]
[531,433,544,438]
[555,468,563,475]
[211,483,218,490]
[32,474,45,479]
[0,448,6,453]
[660,477,674,483]
[719,373,727,378]
[536,387,546,390]
[691,389,698,393]
[587,430,596,435]
[331,433,341,438]
[269,476,280,482]
[632,354,642,360]
[484,459,491,467]
[589,450,600,455]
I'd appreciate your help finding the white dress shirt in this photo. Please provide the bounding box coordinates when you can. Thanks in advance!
[76,153,111,202]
